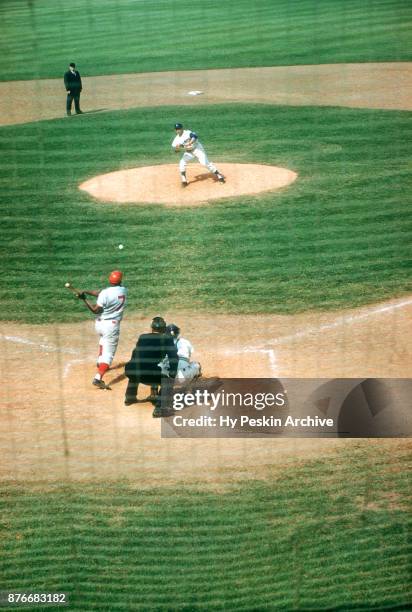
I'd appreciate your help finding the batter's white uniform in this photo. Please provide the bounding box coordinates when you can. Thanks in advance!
[94,285,127,366]
[172,129,218,175]
[175,336,201,382]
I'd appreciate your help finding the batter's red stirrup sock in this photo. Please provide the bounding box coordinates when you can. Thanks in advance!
[98,363,109,378]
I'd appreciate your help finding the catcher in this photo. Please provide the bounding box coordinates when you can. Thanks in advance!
[172,123,225,187]
[166,323,201,383]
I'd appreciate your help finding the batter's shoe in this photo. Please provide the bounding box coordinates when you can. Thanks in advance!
[92,378,109,390]
[124,398,138,406]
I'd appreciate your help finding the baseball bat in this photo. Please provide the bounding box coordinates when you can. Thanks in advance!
[64,282,81,297]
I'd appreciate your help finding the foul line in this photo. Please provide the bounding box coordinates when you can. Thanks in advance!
[223,297,412,374]
[2,297,411,378]
[0,334,94,378]
[0,334,78,355]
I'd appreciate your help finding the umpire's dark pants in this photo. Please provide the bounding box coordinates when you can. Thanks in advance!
[125,374,174,408]
[66,91,81,114]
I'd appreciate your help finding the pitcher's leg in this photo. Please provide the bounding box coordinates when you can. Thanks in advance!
[179,152,194,186]
[194,149,225,182]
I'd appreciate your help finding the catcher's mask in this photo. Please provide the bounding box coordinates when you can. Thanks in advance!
[166,323,180,338]
[151,316,166,333]
[109,270,123,285]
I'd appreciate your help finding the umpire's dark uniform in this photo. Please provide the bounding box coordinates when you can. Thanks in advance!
[64,64,83,115]
[124,329,178,415]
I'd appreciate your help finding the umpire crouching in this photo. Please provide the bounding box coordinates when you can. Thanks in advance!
[124,316,178,417]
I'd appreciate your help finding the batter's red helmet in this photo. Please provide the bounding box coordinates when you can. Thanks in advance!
[109,270,123,285]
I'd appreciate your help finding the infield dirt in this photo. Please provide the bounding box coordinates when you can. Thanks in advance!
[1,63,411,127]
[1,62,411,485]
[1,297,411,484]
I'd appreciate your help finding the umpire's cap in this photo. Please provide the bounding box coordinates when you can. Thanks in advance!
[166,323,180,337]
[151,316,166,332]
[174,123,183,129]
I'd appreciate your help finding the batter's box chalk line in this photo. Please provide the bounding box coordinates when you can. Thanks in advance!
[1,296,411,380]
[0,334,94,379]
[222,297,412,375]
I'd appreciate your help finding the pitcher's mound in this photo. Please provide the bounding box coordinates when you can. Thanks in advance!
[79,163,297,207]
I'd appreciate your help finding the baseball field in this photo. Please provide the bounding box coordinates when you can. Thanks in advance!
[1,0,411,610]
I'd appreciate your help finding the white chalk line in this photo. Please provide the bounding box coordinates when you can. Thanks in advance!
[266,349,277,373]
[0,334,93,379]
[222,297,412,374]
[0,334,78,355]
[63,358,91,379]
[1,297,411,379]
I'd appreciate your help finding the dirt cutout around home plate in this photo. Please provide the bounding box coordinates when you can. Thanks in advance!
[1,63,411,486]
[1,296,411,485]
[79,163,297,206]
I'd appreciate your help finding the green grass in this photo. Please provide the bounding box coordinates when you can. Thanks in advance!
[1,443,410,610]
[1,0,411,81]
[0,104,411,323]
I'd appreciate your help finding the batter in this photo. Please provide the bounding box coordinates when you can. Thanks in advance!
[78,270,127,389]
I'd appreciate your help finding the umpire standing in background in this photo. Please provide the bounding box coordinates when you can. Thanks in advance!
[64,62,83,116]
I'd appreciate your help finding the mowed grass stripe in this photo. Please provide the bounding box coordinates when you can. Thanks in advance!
[1,445,410,610]
[1,103,411,321]
[1,0,412,80]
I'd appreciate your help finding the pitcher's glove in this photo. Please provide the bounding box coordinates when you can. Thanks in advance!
[175,144,194,152]
[77,292,86,300]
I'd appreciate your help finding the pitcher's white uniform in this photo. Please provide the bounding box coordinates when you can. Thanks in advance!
[172,129,219,175]
[172,124,225,186]
[175,337,201,382]
[95,285,127,366]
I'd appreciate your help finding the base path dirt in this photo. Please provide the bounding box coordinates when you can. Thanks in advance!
[1,296,411,485]
[1,63,411,486]
[79,163,297,206]
[1,62,411,127]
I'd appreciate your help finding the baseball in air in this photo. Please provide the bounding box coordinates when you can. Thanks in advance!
[65,282,70,288]
[118,244,124,250]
